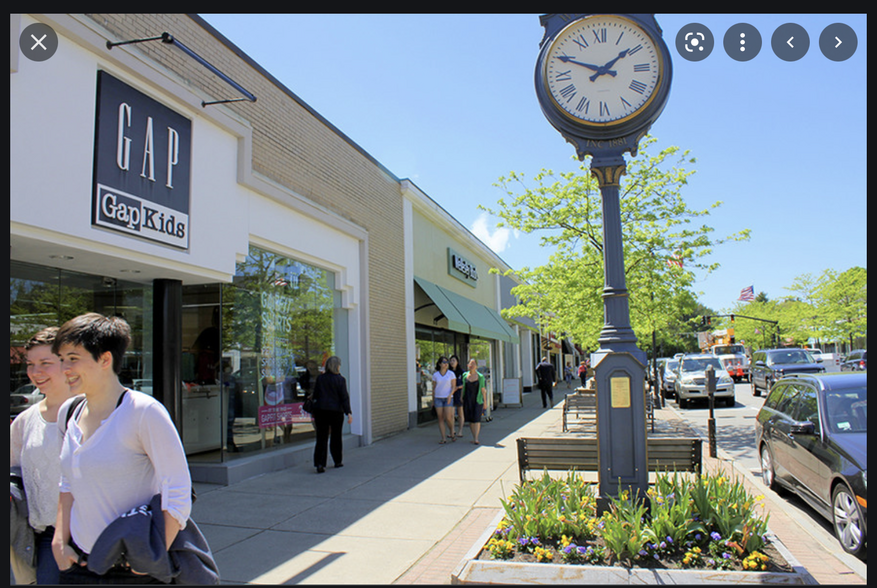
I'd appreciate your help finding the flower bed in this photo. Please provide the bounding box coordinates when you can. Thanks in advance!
[478,468,795,574]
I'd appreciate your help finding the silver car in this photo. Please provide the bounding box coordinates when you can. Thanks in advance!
[10,383,44,418]
[675,354,735,408]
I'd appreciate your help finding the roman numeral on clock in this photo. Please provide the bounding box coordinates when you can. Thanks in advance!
[558,84,577,101]
[629,80,648,94]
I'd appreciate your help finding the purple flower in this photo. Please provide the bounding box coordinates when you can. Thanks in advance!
[710,532,721,541]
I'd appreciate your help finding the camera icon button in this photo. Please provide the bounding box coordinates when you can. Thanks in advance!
[676,23,714,62]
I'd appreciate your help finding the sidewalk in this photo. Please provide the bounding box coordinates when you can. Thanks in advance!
[192,387,866,585]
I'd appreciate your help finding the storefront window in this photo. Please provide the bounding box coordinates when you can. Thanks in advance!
[221,246,338,455]
[10,260,150,418]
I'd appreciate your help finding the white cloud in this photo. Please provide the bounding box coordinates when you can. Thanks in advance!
[470,212,514,254]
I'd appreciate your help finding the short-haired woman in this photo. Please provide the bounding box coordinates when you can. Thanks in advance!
[51,313,192,583]
[311,356,353,473]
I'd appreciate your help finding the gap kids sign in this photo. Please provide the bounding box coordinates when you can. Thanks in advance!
[92,71,192,249]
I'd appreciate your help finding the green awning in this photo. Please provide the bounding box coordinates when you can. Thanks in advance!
[414,277,519,344]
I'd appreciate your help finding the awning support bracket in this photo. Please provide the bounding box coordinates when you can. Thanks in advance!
[106,33,257,108]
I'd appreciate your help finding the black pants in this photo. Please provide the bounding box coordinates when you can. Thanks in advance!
[313,409,345,468]
[539,382,554,407]
[60,565,163,584]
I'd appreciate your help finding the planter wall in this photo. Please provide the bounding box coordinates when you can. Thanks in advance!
[451,512,812,585]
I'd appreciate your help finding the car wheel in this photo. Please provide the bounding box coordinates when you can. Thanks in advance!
[832,483,867,559]
[760,444,777,490]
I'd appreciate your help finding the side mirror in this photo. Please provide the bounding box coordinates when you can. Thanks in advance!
[790,421,816,435]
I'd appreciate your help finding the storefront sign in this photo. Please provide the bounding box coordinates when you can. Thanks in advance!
[448,248,479,286]
[92,71,191,249]
[257,402,311,428]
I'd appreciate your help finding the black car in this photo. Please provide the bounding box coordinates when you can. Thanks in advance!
[750,348,825,396]
[841,349,867,372]
[755,372,867,558]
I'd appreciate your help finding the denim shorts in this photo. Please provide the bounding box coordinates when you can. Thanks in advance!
[434,396,453,408]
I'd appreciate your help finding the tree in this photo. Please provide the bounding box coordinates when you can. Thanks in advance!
[815,266,867,348]
[484,137,750,351]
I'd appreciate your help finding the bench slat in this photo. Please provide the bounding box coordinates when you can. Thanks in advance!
[517,436,701,482]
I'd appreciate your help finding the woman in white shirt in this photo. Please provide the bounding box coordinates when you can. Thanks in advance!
[51,313,192,584]
[432,356,457,444]
[10,327,75,584]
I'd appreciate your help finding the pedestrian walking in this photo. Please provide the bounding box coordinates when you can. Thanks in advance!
[312,356,353,473]
[578,360,588,388]
[432,357,456,443]
[535,357,556,408]
[462,359,488,445]
[449,355,465,439]
[564,363,573,389]
[51,313,196,584]
[10,327,76,584]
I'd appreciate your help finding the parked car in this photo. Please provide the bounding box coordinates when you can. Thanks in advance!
[750,348,825,397]
[10,383,44,419]
[661,358,679,399]
[755,372,867,558]
[674,354,735,408]
[840,349,867,372]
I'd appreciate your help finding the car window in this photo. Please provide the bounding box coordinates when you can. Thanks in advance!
[681,357,722,372]
[768,350,814,365]
[789,385,820,433]
[824,387,867,433]
[765,383,791,410]
[774,384,801,416]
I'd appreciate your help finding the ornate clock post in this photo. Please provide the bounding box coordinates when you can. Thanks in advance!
[534,13,672,500]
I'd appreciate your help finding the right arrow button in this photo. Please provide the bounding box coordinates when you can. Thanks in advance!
[820,23,857,61]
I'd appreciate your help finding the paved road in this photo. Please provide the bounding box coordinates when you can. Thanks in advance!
[664,382,868,578]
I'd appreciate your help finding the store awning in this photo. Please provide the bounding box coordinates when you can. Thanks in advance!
[414,277,519,344]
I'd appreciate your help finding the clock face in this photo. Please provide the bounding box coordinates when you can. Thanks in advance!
[543,15,663,126]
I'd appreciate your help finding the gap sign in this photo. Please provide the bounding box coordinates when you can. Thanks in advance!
[93,71,191,249]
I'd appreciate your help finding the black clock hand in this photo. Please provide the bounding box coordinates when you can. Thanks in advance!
[589,49,630,82]
[556,55,601,72]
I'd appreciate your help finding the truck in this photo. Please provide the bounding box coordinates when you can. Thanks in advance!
[698,329,750,383]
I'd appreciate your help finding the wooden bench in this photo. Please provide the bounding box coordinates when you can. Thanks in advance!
[516,436,702,483]
[563,389,656,432]
[562,392,597,432]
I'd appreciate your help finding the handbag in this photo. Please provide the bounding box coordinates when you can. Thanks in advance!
[302,394,315,414]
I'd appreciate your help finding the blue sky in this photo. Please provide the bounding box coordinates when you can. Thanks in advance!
[200,13,866,313]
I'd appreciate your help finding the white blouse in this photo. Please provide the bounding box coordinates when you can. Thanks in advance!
[59,390,191,554]
[10,402,64,531]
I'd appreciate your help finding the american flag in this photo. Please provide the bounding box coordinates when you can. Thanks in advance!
[667,252,683,268]
[738,285,755,301]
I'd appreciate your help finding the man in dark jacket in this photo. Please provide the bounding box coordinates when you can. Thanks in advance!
[535,357,556,408]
